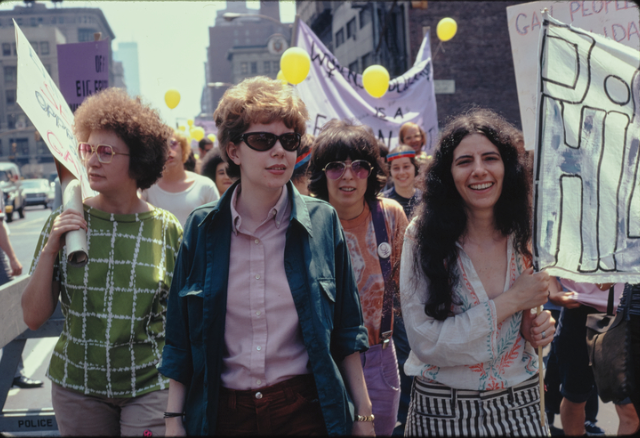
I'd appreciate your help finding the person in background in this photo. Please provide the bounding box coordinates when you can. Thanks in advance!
[620,283,640,433]
[400,109,556,436]
[21,88,182,436]
[195,137,214,174]
[183,150,196,172]
[160,77,373,436]
[398,122,427,157]
[382,145,422,220]
[141,130,219,227]
[291,133,313,195]
[308,119,408,436]
[200,148,235,196]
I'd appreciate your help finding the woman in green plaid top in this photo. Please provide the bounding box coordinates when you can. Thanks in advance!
[22,88,182,437]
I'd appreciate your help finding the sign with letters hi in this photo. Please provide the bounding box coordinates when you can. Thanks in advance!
[14,21,95,199]
[295,21,438,153]
[533,12,640,283]
[57,39,109,113]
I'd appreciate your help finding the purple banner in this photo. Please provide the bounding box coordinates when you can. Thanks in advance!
[57,39,109,113]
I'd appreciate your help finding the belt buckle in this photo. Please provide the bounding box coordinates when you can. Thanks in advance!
[380,331,392,349]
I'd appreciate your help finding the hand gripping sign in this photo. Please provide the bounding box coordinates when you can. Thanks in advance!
[15,21,95,267]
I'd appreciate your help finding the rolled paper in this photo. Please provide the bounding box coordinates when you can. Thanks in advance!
[62,179,88,267]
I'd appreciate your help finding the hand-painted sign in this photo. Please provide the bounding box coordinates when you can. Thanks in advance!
[15,21,95,199]
[295,21,439,153]
[507,1,639,149]
[533,13,640,282]
[57,39,110,113]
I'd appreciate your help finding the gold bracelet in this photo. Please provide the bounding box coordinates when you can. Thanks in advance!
[355,414,375,422]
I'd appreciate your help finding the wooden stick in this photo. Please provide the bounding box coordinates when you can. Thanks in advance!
[536,305,546,429]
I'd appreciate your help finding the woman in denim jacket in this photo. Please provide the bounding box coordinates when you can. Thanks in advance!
[159,77,374,436]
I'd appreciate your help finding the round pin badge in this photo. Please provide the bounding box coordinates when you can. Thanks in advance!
[377,242,392,259]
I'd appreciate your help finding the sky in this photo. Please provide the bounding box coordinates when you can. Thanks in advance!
[1,0,296,128]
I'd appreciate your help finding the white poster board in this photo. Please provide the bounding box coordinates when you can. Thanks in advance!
[533,13,640,283]
[507,1,640,149]
[15,20,95,199]
[295,21,439,153]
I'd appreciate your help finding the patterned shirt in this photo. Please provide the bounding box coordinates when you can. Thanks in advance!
[340,198,408,346]
[400,220,539,391]
[30,205,182,397]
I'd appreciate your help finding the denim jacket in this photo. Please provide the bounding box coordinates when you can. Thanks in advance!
[158,181,369,435]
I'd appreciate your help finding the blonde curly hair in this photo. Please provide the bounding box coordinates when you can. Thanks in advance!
[74,88,172,190]
[213,76,308,179]
[172,130,191,164]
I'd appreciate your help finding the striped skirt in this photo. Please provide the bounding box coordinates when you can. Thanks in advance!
[405,375,549,436]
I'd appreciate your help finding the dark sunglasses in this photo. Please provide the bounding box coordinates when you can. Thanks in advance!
[234,132,301,152]
[323,160,373,180]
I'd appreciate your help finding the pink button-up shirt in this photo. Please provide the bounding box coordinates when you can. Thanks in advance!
[221,185,310,390]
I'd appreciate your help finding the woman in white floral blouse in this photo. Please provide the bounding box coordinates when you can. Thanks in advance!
[400,108,557,436]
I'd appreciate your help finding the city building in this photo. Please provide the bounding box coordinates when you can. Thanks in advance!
[198,0,291,122]
[0,1,121,178]
[113,41,140,97]
[298,1,523,132]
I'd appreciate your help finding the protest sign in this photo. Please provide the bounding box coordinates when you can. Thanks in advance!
[533,12,640,283]
[15,20,94,199]
[507,1,639,149]
[57,39,109,113]
[295,21,438,153]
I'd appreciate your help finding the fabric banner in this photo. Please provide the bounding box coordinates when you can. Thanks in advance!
[507,0,640,149]
[57,39,110,113]
[15,21,95,199]
[533,13,640,282]
[295,21,438,153]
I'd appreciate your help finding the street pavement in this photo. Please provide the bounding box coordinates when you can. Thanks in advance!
[0,206,626,436]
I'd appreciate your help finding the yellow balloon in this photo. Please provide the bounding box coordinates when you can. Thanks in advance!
[178,126,186,131]
[280,48,310,85]
[164,89,180,109]
[190,127,205,142]
[187,119,194,127]
[437,17,457,42]
[362,65,390,98]
[276,70,288,85]
[207,134,216,142]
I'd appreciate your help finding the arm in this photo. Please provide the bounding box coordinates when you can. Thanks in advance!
[337,352,375,437]
[165,379,187,437]
[21,209,86,330]
[0,220,22,276]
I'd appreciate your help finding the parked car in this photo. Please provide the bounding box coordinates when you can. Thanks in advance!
[0,162,26,222]
[22,178,54,208]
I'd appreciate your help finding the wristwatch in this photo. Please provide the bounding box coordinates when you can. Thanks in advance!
[355,414,375,422]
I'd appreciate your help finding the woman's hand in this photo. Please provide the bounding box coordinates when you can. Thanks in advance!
[509,267,550,311]
[548,287,581,309]
[521,309,556,348]
[352,420,376,436]
[42,209,87,256]
[165,418,186,437]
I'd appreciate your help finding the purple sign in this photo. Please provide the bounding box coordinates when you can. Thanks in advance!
[57,39,109,113]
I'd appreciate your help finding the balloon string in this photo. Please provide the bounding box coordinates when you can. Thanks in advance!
[433,41,445,61]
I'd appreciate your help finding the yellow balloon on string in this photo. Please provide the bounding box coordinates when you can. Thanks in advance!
[276,70,288,85]
[187,119,194,127]
[437,17,457,42]
[190,127,205,141]
[362,65,390,98]
[207,134,216,142]
[164,90,180,109]
[280,48,310,85]
[178,126,186,131]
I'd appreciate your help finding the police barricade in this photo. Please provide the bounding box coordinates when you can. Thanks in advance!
[0,276,62,433]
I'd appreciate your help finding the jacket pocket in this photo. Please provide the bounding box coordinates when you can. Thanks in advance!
[318,279,336,329]
[178,284,204,346]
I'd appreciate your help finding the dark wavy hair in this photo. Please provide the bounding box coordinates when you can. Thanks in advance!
[412,108,531,321]
[308,119,386,202]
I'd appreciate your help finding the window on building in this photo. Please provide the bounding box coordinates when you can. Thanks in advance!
[16,18,23,26]
[241,62,248,74]
[250,62,257,74]
[78,28,97,42]
[40,41,49,55]
[5,89,16,105]
[38,17,43,25]
[7,114,15,129]
[2,43,10,56]
[264,61,271,74]
[4,66,17,83]
[360,5,372,28]
[349,60,359,73]
[14,138,29,156]
[30,17,37,27]
[272,61,279,72]
[28,41,38,54]
[43,64,51,75]
[346,18,357,39]
[361,52,373,70]
[12,43,16,56]
[335,28,345,47]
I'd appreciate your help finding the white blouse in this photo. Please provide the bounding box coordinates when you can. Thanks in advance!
[399,220,539,391]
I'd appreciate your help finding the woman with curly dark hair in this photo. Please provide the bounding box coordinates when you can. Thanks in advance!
[22,88,182,436]
[399,109,557,436]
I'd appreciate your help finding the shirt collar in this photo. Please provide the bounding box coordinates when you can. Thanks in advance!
[229,184,290,235]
